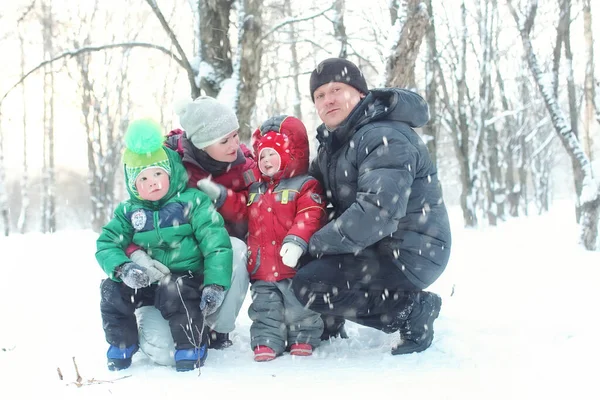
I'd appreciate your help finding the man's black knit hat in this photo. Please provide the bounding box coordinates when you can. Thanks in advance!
[309,58,369,102]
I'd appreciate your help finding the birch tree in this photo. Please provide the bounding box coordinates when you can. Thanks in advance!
[0,111,8,236]
[508,0,600,250]
[41,0,56,233]
[17,9,33,234]
[582,0,595,160]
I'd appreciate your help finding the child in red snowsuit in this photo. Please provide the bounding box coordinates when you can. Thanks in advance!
[201,115,326,361]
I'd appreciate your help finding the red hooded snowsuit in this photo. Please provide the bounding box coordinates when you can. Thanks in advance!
[241,116,326,282]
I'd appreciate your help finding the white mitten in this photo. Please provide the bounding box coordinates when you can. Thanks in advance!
[197,178,226,202]
[129,249,170,284]
[279,242,304,268]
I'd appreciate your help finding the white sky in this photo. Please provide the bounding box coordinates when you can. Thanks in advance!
[0,200,598,399]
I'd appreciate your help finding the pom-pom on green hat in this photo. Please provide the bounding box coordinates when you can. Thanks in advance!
[122,118,170,196]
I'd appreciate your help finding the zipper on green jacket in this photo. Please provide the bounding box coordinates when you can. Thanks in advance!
[153,211,164,244]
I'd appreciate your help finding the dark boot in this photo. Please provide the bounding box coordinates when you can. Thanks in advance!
[391,291,442,355]
[320,315,349,340]
[207,330,233,350]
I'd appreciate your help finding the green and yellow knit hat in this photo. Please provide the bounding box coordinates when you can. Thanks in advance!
[123,118,171,196]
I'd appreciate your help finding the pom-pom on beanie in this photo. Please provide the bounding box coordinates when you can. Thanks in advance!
[174,96,239,150]
[122,118,170,195]
[309,58,369,102]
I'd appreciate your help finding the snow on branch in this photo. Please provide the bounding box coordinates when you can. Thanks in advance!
[0,42,184,106]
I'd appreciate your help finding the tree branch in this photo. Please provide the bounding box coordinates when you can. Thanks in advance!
[0,42,183,106]
[144,0,197,93]
[260,5,333,42]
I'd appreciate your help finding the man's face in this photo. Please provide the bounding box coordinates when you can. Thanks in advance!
[313,82,364,130]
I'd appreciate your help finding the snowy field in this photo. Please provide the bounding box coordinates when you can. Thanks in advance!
[1,201,599,400]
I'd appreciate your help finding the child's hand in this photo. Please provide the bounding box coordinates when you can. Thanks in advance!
[280,242,304,268]
[197,178,226,202]
[117,262,151,289]
[129,249,170,283]
[200,284,225,316]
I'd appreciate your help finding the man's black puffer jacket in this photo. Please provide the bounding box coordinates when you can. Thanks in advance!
[309,87,451,289]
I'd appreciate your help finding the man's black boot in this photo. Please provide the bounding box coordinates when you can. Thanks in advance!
[391,291,442,355]
[320,315,349,340]
[207,330,233,350]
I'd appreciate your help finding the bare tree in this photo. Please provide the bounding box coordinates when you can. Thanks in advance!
[582,0,595,161]
[0,110,8,236]
[17,24,30,233]
[508,0,600,250]
[41,0,56,233]
[67,2,135,232]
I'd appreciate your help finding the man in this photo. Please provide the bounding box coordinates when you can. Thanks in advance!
[291,58,451,355]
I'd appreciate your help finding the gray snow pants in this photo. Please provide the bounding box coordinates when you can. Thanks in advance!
[249,279,323,355]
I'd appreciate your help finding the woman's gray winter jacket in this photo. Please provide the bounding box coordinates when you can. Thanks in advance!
[308,88,451,289]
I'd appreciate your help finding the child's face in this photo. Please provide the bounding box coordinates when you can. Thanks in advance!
[259,148,281,177]
[135,167,170,201]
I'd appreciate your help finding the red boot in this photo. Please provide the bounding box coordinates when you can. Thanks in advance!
[290,343,313,356]
[253,346,276,362]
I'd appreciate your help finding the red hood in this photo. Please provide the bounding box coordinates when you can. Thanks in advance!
[251,115,309,180]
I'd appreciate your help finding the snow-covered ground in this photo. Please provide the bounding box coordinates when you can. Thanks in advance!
[1,201,599,399]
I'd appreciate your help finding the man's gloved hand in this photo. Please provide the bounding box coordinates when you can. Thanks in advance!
[117,262,151,289]
[200,284,225,316]
[129,249,171,284]
[280,242,304,268]
[197,179,226,202]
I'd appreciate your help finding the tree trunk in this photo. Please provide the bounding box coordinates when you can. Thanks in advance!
[236,0,263,139]
[0,110,9,236]
[198,0,234,97]
[384,0,429,89]
[423,0,438,166]
[457,1,477,227]
[18,30,30,234]
[42,0,56,233]
[582,0,595,161]
[332,0,347,58]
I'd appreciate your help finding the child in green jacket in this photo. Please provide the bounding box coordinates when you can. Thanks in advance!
[96,119,233,372]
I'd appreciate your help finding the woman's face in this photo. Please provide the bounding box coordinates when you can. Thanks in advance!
[203,130,240,163]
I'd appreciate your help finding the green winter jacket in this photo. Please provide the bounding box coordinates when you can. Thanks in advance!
[95,147,233,289]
